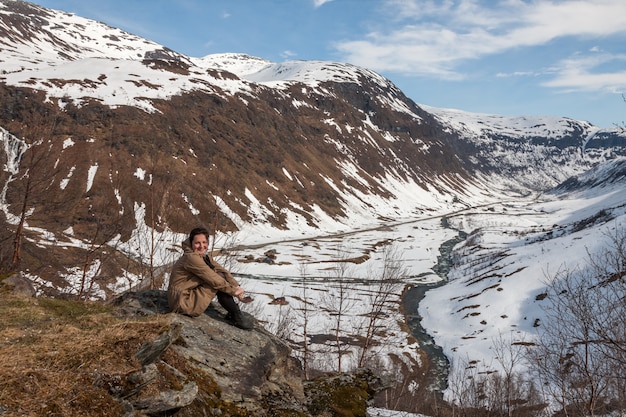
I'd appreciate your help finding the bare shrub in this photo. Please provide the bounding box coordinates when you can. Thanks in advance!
[358,243,405,368]
[319,246,357,373]
[527,227,626,416]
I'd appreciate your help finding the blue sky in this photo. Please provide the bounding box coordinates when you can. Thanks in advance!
[32,0,626,128]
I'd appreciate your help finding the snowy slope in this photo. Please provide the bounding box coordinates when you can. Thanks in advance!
[0,1,187,68]
[421,104,599,141]
[3,2,614,145]
[418,159,626,398]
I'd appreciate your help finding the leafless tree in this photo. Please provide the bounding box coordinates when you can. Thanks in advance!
[295,257,313,379]
[489,332,545,417]
[10,119,63,271]
[446,355,486,417]
[74,192,134,300]
[527,227,626,416]
[528,266,611,417]
[492,332,524,417]
[320,245,357,373]
[0,127,28,274]
[10,138,53,269]
[358,243,405,368]
[446,339,546,417]
[271,304,294,340]
[585,227,626,370]
[212,231,243,274]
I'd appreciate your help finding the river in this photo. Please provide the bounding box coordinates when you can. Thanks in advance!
[402,219,467,392]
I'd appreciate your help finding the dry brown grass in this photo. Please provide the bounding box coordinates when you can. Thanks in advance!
[0,293,170,416]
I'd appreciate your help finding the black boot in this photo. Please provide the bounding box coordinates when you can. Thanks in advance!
[217,291,254,330]
[230,311,254,330]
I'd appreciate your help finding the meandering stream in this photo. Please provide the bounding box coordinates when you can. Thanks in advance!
[402,219,467,392]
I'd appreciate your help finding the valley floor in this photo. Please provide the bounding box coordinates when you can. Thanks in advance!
[232,183,626,402]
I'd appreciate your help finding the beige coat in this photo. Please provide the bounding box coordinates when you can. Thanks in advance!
[167,240,240,317]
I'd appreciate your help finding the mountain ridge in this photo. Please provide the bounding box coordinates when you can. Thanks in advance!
[0,0,625,298]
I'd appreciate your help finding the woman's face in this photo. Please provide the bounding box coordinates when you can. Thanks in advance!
[191,233,209,255]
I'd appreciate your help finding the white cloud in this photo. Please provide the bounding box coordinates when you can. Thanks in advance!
[542,51,626,93]
[280,50,297,59]
[313,0,334,8]
[496,71,539,78]
[335,0,626,81]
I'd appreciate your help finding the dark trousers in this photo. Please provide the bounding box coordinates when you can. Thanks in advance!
[216,291,240,316]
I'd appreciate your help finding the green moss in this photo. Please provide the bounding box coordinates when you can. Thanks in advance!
[265,409,309,417]
[260,390,310,417]
[0,296,113,332]
[305,370,376,417]
[38,297,111,319]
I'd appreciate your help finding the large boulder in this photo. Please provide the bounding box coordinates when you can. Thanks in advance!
[110,290,307,416]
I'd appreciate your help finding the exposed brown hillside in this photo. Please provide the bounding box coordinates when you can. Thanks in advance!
[0,72,470,295]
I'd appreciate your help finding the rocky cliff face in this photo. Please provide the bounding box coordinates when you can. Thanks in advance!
[113,291,387,416]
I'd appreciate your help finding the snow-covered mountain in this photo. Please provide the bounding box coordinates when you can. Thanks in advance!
[1,0,624,293]
[1,2,626,409]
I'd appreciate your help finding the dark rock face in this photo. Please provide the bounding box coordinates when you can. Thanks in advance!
[169,310,307,413]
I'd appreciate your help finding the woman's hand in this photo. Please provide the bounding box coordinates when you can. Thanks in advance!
[234,286,244,299]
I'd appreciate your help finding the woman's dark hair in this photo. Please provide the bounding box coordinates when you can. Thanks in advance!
[189,227,210,245]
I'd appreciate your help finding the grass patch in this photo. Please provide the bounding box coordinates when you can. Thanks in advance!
[0,293,170,416]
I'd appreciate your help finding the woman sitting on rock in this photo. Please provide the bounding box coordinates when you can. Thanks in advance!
[167,227,254,330]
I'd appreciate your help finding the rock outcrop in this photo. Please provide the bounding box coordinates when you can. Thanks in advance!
[0,272,36,297]
[109,290,380,416]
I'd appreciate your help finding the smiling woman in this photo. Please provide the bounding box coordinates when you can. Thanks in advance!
[167,227,255,329]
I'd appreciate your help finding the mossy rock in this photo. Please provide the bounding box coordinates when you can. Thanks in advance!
[304,369,379,417]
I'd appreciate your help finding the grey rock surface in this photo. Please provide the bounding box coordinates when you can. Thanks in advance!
[111,290,307,416]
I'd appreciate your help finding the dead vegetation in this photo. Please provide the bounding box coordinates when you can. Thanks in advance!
[0,292,170,416]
